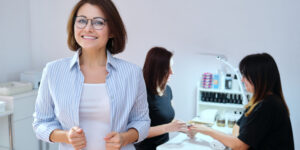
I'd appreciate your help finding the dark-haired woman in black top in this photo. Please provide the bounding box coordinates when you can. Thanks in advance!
[135,47,187,150]
[190,53,294,150]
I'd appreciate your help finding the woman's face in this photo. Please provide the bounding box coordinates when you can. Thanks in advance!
[74,3,111,51]
[241,76,254,93]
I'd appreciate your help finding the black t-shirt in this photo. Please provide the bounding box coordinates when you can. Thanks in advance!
[135,85,175,150]
[237,94,294,150]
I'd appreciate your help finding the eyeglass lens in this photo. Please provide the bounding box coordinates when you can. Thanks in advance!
[75,16,105,30]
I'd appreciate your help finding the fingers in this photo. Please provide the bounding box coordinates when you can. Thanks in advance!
[75,128,83,134]
[187,132,196,139]
[72,139,86,149]
[188,124,211,134]
[106,142,122,150]
[104,132,117,141]
[70,136,85,144]
[69,132,84,139]
[72,126,84,135]
[188,125,201,131]
[166,121,189,132]
[173,120,187,126]
[105,132,122,143]
[69,136,86,149]
[68,127,86,149]
[179,127,189,132]
[175,121,188,129]
[70,138,86,150]
[189,125,197,130]
[70,127,84,136]
[105,132,123,150]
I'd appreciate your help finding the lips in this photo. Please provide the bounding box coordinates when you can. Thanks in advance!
[81,35,98,40]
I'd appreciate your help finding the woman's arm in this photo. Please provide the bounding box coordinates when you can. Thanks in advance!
[147,124,168,138]
[232,124,240,137]
[125,69,150,143]
[49,129,69,143]
[190,124,249,150]
[104,128,139,149]
[50,127,87,150]
[121,128,139,146]
[32,64,62,142]
[147,120,187,138]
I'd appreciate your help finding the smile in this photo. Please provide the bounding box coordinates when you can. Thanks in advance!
[81,35,98,40]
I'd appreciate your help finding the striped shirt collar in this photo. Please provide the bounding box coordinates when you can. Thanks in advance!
[69,48,117,70]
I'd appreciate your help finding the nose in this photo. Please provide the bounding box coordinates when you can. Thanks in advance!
[84,20,94,32]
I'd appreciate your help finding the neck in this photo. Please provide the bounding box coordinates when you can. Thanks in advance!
[80,47,107,67]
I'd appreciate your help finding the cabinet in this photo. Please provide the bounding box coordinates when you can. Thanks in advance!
[0,91,38,150]
[196,82,251,129]
[0,91,58,150]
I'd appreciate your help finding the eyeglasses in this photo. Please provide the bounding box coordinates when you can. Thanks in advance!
[75,16,107,30]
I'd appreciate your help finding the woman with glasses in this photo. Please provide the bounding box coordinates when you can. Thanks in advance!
[189,53,294,150]
[32,0,150,150]
[134,47,187,150]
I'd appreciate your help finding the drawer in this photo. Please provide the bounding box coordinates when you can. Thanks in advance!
[0,116,9,148]
[14,118,39,150]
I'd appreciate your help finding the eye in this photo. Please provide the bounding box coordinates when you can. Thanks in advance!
[78,19,87,24]
[93,20,104,26]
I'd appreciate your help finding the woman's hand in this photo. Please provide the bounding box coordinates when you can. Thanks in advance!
[104,132,124,150]
[189,124,212,135]
[185,128,197,139]
[67,126,87,150]
[165,120,188,132]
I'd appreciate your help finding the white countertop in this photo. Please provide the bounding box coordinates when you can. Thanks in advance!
[0,110,13,118]
[157,124,232,150]
[158,132,215,150]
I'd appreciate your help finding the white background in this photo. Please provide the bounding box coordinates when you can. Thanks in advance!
[1,0,299,148]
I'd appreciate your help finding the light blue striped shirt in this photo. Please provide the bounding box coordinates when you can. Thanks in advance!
[33,50,150,150]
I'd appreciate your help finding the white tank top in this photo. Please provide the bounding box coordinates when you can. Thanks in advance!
[79,83,111,150]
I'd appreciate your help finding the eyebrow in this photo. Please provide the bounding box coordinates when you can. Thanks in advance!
[77,15,106,20]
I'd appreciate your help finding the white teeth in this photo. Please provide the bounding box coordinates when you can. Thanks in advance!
[82,36,97,39]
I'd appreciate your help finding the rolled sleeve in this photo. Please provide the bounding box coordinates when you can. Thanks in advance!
[126,70,150,143]
[32,64,62,143]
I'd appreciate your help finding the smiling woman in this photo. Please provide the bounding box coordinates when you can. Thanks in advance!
[32,0,150,150]
[67,0,126,54]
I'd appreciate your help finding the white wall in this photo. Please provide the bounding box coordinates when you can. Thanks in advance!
[29,0,78,69]
[116,1,300,147]
[0,0,32,82]
[22,0,300,148]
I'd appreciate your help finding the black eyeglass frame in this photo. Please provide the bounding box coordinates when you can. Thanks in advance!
[74,16,108,30]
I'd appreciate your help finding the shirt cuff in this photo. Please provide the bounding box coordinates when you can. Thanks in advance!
[36,123,62,143]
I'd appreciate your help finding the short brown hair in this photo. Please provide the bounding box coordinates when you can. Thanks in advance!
[67,0,127,54]
[143,47,173,95]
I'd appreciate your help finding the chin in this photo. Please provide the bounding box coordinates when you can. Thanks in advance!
[81,45,99,50]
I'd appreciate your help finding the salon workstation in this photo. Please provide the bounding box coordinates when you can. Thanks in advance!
[0,0,299,150]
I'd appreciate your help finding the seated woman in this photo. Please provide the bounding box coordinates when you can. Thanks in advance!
[134,47,187,150]
[190,53,294,150]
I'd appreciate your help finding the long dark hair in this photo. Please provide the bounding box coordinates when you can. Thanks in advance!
[239,53,289,116]
[143,47,173,95]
